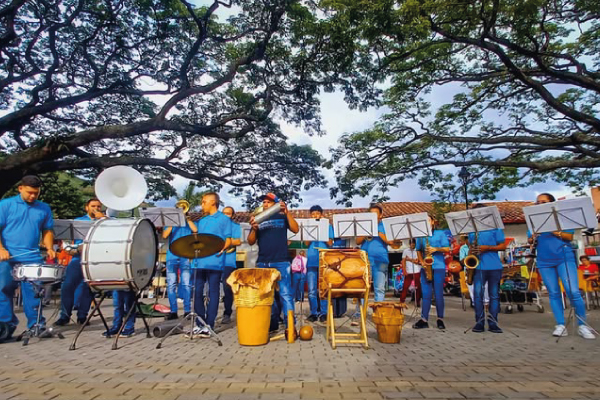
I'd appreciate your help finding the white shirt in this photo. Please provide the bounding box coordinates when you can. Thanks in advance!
[402,248,421,274]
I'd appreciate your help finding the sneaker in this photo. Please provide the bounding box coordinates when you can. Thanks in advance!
[578,325,596,340]
[102,327,120,337]
[472,323,485,333]
[166,312,178,321]
[488,323,503,334]
[436,319,446,330]
[306,315,318,323]
[412,319,429,329]
[221,315,232,325]
[185,326,210,338]
[120,328,136,338]
[318,314,327,323]
[38,327,52,339]
[552,324,568,337]
[183,311,191,318]
[53,317,70,327]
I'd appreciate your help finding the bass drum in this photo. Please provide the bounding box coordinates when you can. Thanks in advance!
[81,218,157,292]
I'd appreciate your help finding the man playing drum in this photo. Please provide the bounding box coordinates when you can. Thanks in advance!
[54,198,105,326]
[248,193,299,331]
[0,176,56,340]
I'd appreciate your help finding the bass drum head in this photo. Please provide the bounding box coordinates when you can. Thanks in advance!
[130,219,157,291]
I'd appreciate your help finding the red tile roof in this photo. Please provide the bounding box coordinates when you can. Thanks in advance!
[189,201,532,224]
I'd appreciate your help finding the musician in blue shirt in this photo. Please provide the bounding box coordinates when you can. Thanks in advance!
[221,206,241,325]
[190,193,231,337]
[0,176,56,339]
[304,205,334,323]
[413,217,450,330]
[529,193,594,339]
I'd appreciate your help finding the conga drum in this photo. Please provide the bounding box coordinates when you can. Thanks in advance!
[319,249,370,298]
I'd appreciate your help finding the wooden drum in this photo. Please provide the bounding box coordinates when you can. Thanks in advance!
[319,249,370,298]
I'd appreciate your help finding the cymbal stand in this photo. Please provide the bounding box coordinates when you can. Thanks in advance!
[16,280,65,346]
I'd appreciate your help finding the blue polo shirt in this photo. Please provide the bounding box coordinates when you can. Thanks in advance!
[528,230,576,268]
[307,225,334,268]
[360,221,389,264]
[0,195,53,263]
[468,229,504,270]
[166,225,193,262]
[225,222,241,268]
[192,211,231,271]
[416,230,449,270]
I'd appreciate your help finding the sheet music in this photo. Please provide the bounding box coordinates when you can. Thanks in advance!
[53,219,94,241]
[445,206,504,236]
[288,219,330,242]
[333,213,378,238]
[523,197,597,234]
[139,207,186,227]
[382,213,431,240]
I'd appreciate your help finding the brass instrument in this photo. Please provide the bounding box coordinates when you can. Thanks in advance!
[422,237,434,282]
[464,233,480,285]
[175,199,190,214]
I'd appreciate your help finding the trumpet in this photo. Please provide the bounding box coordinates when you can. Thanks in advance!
[175,199,190,214]
[422,237,434,282]
[464,233,480,285]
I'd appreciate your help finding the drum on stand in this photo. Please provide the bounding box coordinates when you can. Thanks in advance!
[13,264,65,283]
[319,249,369,299]
[81,218,157,292]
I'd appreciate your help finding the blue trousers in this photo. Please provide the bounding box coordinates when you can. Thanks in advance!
[473,269,502,325]
[193,269,221,328]
[166,258,191,314]
[222,266,236,317]
[0,260,45,330]
[59,258,92,321]
[538,259,586,326]
[306,268,325,316]
[421,269,445,321]
[257,262,294,328]
[370,259,389,302]
[112,290,136,331]
[292,271,306,303]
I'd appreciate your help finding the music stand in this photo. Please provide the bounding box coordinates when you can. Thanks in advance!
[288,219,330,242]
[523,197,598,341]
[53,219,94,241]
[383,213,431,325]
[240,223,253,243]
[333,212,378,242]
[139,207,187,228]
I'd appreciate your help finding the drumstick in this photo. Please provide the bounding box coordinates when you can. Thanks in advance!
[8,250,39,260]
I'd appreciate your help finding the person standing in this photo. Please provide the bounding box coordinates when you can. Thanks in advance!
[221,206,241,325]
[530,193,595,339]
[400,239,421,306]
[190,193,231,337]
[291,250,307,303]
[54,198,104,326]
[248,193,299,331]
[0,176,56,339]
[162,203,197,320]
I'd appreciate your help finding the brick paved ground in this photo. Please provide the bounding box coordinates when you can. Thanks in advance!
[1,294,599,400]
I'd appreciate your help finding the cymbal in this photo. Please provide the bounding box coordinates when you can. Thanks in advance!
[170,234,225,259]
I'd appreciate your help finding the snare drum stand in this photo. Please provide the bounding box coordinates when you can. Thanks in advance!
[16,280,65,346]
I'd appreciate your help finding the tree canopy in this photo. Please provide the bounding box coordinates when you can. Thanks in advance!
[321,0,600,205]
[0,0,345,205]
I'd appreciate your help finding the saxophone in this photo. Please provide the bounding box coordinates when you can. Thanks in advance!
[422,237,434,282]
[464,232,480,285]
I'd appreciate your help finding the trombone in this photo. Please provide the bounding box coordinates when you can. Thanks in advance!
[175,199,190,214]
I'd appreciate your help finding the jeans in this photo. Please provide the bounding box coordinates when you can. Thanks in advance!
[112,290,136,331]
[538,259,586,326]
[166,258,191,314]
[292,271,306,303]
[473,269,502,325]
[257,262,294,327]
[371,260,388,302]
[400,272,421,306]
[306,268,326,316]
[222,266,236,317]
[421,269,445,321]
[0,260,45,330]
[59,258,92,321]
[193,269,221,328]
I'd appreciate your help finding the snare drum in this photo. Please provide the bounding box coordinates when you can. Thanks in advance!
[13,264,65,282]
[319,249,370,298]
[81,218,157,292]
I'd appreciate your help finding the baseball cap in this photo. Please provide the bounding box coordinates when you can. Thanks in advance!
[259,193,280,203]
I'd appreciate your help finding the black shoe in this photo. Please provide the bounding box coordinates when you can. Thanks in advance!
[102,327,119,337]
[53,317,70,327]
[488,322,503,333]
[77,318,90,326]
[183,311,191,318]
[436,319,446,330]
[318,314,327,323]
[412,319,429,329]
[166,312,178,321]
[221,314,232,325]
[472,322,485,333]
[306,315,318,323]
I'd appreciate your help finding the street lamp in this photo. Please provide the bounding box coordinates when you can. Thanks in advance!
[458,166,471,210]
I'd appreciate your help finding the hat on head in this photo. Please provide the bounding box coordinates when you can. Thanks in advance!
[259,192,280,203]
[20,175,42,188]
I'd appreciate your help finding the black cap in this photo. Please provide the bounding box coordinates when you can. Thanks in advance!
[20,175,42,188]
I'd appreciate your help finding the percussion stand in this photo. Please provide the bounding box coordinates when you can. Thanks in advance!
[70,291,111,350]
[110,283,152,350]
[16,279,65,346]
[156,267,223,349]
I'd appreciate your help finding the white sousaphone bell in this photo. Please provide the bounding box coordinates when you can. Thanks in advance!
[95,166,148,211]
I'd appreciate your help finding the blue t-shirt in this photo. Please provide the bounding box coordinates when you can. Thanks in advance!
[306,225,334,268]
[256,213,290,264]
[528,230,576,268]
[166,225,193,261]
[225,222,241,267]
[416,230,449,270]
[468,229,504,271]
[0,195,54,263]
[192,211,231,271]
[361,221,389,264]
